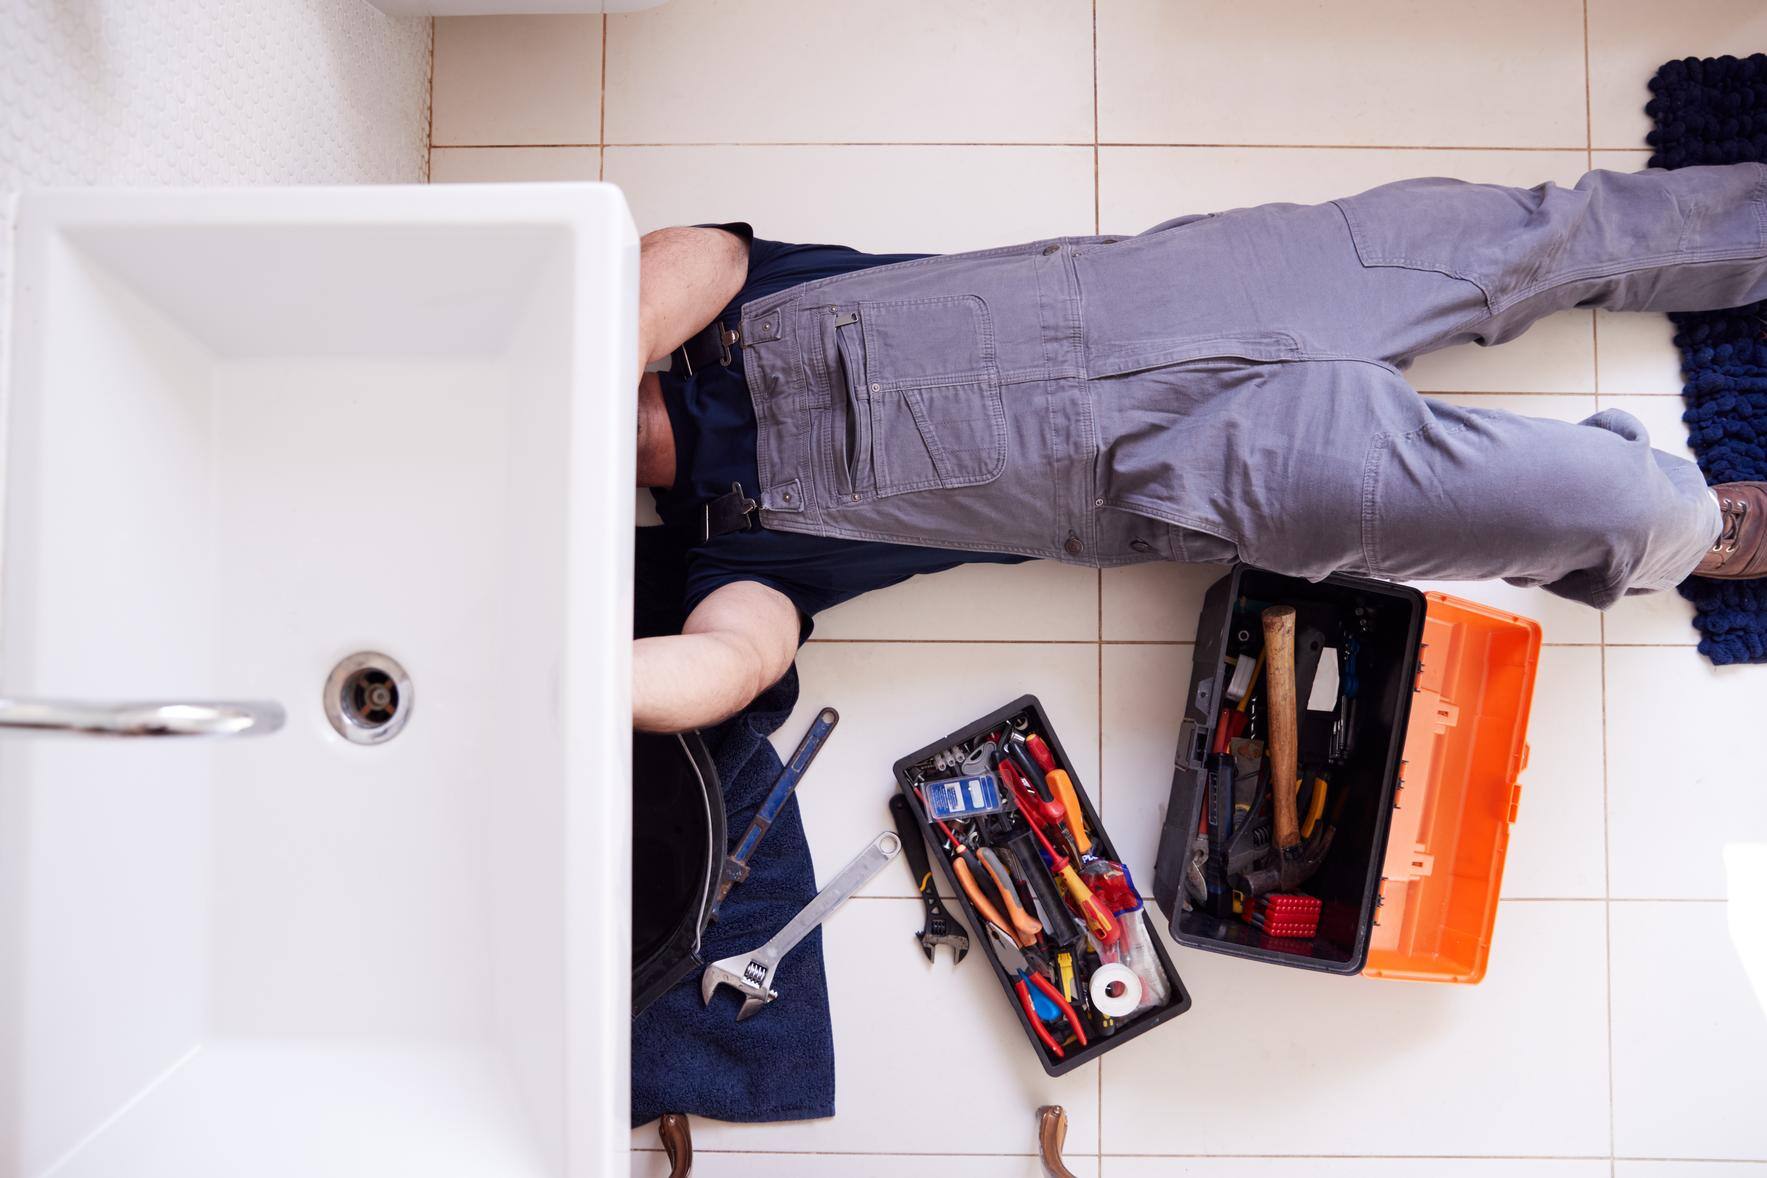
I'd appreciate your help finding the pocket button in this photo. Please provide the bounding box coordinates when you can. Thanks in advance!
[1130,538,1154,553]
[1063,533,1083,556]
[1042,244,1061,256]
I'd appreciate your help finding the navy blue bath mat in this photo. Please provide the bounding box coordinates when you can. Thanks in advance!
[1645,53,1767,664]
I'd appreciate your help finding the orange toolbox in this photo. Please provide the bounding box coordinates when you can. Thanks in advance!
[1152,565,1541,982]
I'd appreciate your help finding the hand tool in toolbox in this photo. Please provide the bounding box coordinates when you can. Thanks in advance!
[887,793,970,964]
[895,697,1191,1076]
[701,830,899,1019]
[712,706,838,916]
[984,926,1088,1061]
[1155,565,1541,983]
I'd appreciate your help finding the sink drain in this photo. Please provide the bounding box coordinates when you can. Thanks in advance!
[324,652,412,745]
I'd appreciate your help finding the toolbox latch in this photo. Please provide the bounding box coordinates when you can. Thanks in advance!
[1176,718,1206,771]
[1508,781,1523,824]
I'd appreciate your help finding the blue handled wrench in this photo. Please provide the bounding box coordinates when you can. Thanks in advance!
[711,705,839,918]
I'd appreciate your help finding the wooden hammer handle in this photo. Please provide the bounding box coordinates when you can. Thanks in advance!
[1261,605,1301,850]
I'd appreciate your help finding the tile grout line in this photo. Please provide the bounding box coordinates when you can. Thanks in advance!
[1584,0,1599,398]
[424,17,436,182]
[598,11,608,181]
[470,140,1604,150]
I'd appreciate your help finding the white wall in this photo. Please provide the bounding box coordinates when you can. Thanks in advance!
[0,0,435,383]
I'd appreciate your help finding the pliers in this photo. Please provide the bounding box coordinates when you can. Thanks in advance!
[986,926,1088,1059]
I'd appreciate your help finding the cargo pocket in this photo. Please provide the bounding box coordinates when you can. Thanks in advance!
[853,295,1006,497]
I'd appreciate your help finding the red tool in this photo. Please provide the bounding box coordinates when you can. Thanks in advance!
[997,755,1064,829]
[1007,781,1120,947]
[1022,733,1094,858]
[1242,892,1321,939]
[986,926,1088,1059]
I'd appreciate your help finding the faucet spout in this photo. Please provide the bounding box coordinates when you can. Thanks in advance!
[0,698,286,738]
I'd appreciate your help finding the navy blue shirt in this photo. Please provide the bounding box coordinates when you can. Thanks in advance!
[651,224,1028,635]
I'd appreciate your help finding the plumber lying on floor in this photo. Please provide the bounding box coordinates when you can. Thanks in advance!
[631,164,1767,733]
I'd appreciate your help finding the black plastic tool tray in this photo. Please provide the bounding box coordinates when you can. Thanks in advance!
[893,694,1192,1076]
[1151,565,1425,974]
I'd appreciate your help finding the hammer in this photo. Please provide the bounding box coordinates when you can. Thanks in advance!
[1242,604,1333,897]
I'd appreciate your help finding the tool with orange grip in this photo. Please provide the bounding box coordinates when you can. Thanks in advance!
[1023,732,1093,858]
[1007,780,1119,947]
[916,785,1034,947]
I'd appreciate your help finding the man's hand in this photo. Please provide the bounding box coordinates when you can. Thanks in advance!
[632,579,800,733]
[636,226,750,379]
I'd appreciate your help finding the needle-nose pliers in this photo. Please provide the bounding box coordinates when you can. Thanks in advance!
[986,926,1088,1059]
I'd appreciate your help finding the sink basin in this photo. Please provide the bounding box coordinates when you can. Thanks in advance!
[0,185,637,1177]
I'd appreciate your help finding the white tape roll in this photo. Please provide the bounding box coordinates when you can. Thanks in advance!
[1089,962,1142,1018]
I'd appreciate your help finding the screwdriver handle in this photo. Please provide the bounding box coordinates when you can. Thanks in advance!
[1055,860,1120,947]
[1045,768,1092,856]
[977,845,1042,946]
[1024,733,1058,775]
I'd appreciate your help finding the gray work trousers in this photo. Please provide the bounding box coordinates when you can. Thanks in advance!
[739,164,1767,608]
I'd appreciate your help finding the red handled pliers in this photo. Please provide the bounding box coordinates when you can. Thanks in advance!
[986,926,1088,1059]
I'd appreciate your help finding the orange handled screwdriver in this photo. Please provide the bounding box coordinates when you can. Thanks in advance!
[1025,733,1094,857]
[1006,780,1120,947]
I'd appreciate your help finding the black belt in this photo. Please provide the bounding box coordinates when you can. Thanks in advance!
[673,319,741,377]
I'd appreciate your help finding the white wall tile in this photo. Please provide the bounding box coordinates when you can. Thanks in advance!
[429,146,600,182]
[815,562,1100,642]
[605,0,1094,144]
[1099,902,1611,1156]
[1611,901,1767,1160]
[631,898,1099,1156]
[1096,0,1586,148]
[1606,649,1767,899]
[1500,648,1607,899]
[1589,0,1767,149]
[783,642,1100,899]
[1097,147,1596,393]
[606,145,1095,251]
[431,15,601,146]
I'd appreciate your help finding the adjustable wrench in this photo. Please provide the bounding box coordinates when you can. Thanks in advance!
[889,793,970,964]
[701,831,901,1020]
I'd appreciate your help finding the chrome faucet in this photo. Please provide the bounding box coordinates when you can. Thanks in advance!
[0,698,285,737]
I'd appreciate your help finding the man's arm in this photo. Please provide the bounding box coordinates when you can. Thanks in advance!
[632,579,800,733]
[636,226,749,376]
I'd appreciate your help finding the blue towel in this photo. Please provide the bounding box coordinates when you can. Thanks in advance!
[631,527,837,1127]
[1646,53,1767,664]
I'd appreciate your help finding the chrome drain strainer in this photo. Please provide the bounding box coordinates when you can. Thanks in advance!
[324,652,411,745]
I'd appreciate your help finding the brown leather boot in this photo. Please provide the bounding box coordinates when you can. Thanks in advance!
[1696,482,1767,579]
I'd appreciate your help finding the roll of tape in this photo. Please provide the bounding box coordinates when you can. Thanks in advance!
[1089,962,1141,1018]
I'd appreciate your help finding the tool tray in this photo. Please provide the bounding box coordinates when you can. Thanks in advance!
[1151,565,1541,982]
[894,696,1192,1076]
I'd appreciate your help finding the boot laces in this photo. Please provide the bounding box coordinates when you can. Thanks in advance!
[1714,496,1749,556]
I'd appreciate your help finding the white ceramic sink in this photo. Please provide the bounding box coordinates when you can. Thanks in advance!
[0,185,637,1177]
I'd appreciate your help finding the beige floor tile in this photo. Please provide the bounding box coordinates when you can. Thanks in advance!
[1499,647,1607,899]
[1104,1162,1610,1178]
[1101,901,1610,1155]
[1100,562,1223,642]
[605,0,1094,145]
[1611,901,1767,1160]
[1589,0,1767,149]
[1097,147,1596,393]
[783,641,1100,899]
[814,561,1099,642]
[605,145,1095,252]
[630,898,1100,1156]
[1617,1166,1767,1178]
[636,1154,1096,1178]
[1606,648,1767,899]
[431,16,601,147]
[428,146,600,182]
[1096,0,1586,148]
[1098,644,1192,886]
[1598,310,1686,396]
